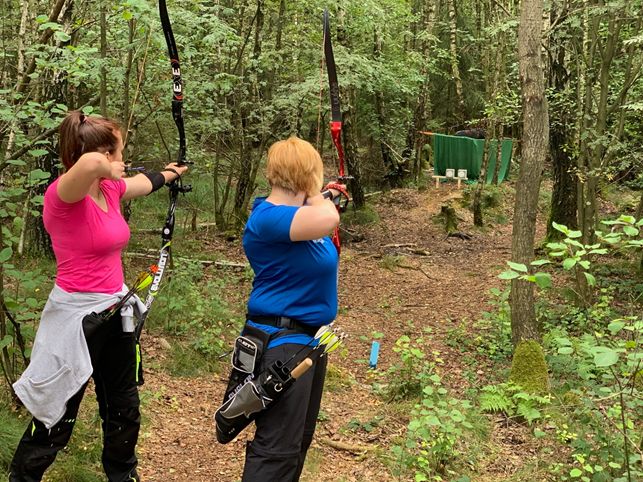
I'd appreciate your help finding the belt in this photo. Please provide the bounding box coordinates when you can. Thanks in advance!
[246,314,320,337]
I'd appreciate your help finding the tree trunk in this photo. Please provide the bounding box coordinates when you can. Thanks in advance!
[14,0,69,96]
[0,222,18,395]
[233,0,265,226]
[472,122,495,227]
[407,0,437,182]
[3,0,32,157]
[492,124,504,185]
[26,1,77,258]
[341,101,365,209]
[123,18,135,159]
[510,0,549,344]
[447,0,464,122]
[337,7,365,209]
[100,3,108,116]
[547,3,577,239]
[373,28,399,187]
[575,5,640,245]
[440,204,458,234]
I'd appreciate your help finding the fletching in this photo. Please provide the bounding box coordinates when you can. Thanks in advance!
[136,273,153,291]
[313,324,332,339]
[323,334,345,354]
[318,330,337,346]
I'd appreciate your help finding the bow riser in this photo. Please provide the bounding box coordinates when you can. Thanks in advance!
[330,121,345,179]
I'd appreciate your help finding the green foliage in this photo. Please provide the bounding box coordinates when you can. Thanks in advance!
[462,184,503,210]
[0,401,24,474]
[509,340,550,395]
[148,260,241,365]
[500,215,642,307]
[379,334,436,401]
[473,288,513,361]
[165,341,218,377]
[542,298,642,482]
[498,260,552,289]
[0,397,104,481]
[546,217,642,305]
[479,382,551,424]
[341,204,380,226]
[391,351,479,480]
[346,415,384,434]
[0,253,51,391]
[324,363,354,393]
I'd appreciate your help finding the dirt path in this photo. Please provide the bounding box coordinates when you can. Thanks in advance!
[137,185,539,481]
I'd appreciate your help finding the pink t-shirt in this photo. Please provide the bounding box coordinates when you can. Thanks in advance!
[43,178,130,294]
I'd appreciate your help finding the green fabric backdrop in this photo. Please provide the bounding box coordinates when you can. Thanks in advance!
[432,133,513,183]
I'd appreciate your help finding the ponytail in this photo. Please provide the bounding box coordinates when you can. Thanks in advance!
[59,111,122,170]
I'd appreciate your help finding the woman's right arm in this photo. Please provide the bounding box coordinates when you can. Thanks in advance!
[290,193,340,241]
[56,152,124,203]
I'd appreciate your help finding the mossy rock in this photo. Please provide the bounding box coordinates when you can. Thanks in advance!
[509,340,549,394]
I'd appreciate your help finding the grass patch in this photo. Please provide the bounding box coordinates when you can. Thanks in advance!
[342,204,380,226]
[165,340,221,377]
[0,391,104,482]
[459,183,515,225]
[379,254,406,271]
[324,363,354,393]
[0,399,25,476]
[300,446,324,481]
[41,393,104,482]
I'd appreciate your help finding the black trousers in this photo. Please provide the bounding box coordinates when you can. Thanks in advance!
[9,313,141,482]
[242,343,328,482]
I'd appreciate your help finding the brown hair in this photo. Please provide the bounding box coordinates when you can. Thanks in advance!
[59,111,122,170]
[266,137,324,197]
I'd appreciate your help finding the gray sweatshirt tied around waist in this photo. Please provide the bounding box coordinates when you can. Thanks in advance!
[13,284,146,429]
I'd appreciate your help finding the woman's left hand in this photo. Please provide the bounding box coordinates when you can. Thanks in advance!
[162,162,189,183]
[122,162,190,201]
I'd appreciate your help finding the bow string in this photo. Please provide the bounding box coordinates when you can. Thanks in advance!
[136,1,191,341]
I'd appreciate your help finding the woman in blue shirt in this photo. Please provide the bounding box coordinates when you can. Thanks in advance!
[239,136,345,481]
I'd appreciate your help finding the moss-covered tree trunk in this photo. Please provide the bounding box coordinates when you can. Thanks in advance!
[440,205,458,234]
[510,340,549,394]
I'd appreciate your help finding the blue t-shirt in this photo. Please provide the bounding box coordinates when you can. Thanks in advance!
[243,197,339,348]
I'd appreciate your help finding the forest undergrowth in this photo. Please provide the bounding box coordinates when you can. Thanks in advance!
[1,180,641,482]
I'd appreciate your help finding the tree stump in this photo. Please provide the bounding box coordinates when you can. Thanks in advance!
[439,204,458,234]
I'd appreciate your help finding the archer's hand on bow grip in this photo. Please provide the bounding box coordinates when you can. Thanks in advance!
[323,182,351,213]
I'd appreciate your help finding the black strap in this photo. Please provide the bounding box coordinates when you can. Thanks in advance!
[246,314,320,337]
[144,171,166,192]
[162,167,181,184]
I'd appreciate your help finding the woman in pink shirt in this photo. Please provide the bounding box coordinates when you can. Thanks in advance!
[9,111,187,482]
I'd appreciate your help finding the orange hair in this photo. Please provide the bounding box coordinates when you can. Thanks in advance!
[266,137,323,197]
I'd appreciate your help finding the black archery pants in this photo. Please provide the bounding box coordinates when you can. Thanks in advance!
[242,343,328,482]
[9,313,140,482]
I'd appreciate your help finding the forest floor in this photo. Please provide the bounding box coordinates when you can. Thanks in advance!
[135,183,553,482]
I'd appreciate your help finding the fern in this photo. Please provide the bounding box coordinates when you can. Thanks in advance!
[479,385,512,413]
[516,402,541,424]
[479,383,551,424]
